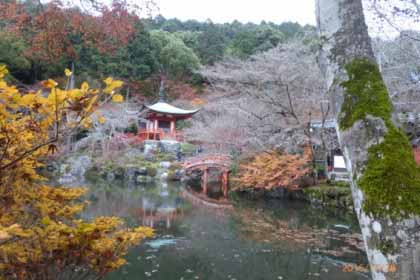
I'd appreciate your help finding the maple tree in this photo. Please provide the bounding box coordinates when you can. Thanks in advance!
[234,147,312,190]
[0,65,153,280]
[0,0,138,65]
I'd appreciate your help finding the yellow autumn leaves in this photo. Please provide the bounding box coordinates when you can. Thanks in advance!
[0,67,125,143]
[41,79,58,88]
[98,116,106,124]
[103,77,124,103]
[112,94,124,102]
[0,65,8,78]
[104,77,123,93]
[0,66,152,279]
[65,68,72,77]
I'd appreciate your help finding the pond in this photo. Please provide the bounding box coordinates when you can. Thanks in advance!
[82,180,370,280]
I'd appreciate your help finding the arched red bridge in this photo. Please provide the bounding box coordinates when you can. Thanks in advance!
[183,154,232,198]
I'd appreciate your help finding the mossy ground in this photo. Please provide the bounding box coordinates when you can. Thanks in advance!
[341,58,420,219]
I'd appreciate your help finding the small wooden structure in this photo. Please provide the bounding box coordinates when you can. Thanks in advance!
[138,81,199,141]
[183,154,232,198]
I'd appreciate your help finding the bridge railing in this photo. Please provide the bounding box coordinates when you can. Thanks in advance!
[183,153,233,170]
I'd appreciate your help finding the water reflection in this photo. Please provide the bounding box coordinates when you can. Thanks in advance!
[232,200,366,264]
[84,181,189,232]
[82,180,370,280]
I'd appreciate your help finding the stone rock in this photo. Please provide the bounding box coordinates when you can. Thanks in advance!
[58,174,77,184]
[68,155,92,178]
[372,221,382,233]
[136,175,153,183]
[138,167,148,176]
[136,175,147,183]
[46,163,57,172]
[123,148,143,158]
[397,230,409,242]
[144,140,160,155]
[159,140,180,154]
[404,219,416,229]
[144,153,155,161]
[160,172,168,180]
[172,170,184,181]
[58,155,92,184]
[159,161,171,169]
[126,167,140,181]
[107,172,115,181]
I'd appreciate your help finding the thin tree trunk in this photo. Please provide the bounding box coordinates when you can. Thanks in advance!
[317,0,420,279]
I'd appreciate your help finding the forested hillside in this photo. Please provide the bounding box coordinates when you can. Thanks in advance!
[0,0,313,92]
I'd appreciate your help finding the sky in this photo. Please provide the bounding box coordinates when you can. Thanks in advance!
[153,0,317,25]
[151,0,420,38]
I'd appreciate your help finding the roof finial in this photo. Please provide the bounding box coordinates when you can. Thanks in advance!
[159,78,166,102]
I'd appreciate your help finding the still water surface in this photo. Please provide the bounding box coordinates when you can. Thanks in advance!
[83,180,370,280]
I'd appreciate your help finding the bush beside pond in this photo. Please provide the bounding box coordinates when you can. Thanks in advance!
[302,184,353,210]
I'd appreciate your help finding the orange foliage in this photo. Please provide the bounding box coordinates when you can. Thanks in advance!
[234,148,312,190]
[98,0,138,52]
[0,0,138,63]
[191,97,207,106]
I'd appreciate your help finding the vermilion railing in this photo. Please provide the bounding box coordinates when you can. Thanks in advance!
[183,154,232,171]
[136,128,184,142]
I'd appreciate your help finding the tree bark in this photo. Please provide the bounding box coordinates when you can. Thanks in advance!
[317,0,420,279]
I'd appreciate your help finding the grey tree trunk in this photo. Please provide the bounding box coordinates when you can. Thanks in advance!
[316,0,420,279]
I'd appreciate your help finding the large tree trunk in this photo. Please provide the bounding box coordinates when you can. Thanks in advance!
[316,1,420,279]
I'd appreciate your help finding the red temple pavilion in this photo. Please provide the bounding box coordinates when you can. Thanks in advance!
[138,81,199,141]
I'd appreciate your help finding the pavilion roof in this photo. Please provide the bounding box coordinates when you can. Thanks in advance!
[144,102,200,116]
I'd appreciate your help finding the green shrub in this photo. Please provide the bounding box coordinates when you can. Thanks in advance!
[167,170,178,181]
[85,166,100,182]
[169,162,183,171]
[180,143,195,155]
[146,166,157,177]
[124,122,138,134]
[176,120,192,130]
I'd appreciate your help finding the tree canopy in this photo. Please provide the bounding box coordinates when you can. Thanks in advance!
[0,1,311,85]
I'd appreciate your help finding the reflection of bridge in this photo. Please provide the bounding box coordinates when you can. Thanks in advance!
[133,207,184,229]
[183,154,232,198]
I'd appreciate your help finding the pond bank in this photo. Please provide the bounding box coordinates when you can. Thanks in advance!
[50,149,367,279]
[77,179,369,280]
[49,150,355,215]
[234,182,354,212]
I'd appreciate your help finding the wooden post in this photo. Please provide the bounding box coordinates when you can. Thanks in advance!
[222,171,229,198]
[170,120,175,137]
[202,168,208,195]
[153,120,158,140]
